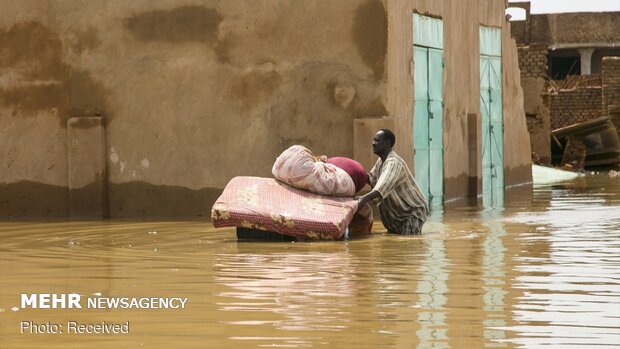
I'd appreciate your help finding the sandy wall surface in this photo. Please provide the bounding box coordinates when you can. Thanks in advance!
[1,0,531,217]
[1,0,387,216]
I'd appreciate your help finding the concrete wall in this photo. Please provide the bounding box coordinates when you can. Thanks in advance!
[514,12,620,46]
[1,0,531,218]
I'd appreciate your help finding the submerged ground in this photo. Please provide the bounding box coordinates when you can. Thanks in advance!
[1,174,618,348]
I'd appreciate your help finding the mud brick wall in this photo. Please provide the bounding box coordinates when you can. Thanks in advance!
[510,20,526,44]
[550,87,602,130]
[517,43,548,79]
[602,57,620,119]
[525,112,544,130]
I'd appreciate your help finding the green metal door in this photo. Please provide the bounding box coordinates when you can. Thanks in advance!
[413,14,444,208]
[480,27,503,207]
[414,47,430,198]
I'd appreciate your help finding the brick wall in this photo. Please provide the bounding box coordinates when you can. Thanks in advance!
[602,57,620,117]
[517,43,548,79]
[550,87,602,130]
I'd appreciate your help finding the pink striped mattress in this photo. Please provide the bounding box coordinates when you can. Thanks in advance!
[211,176,370,240]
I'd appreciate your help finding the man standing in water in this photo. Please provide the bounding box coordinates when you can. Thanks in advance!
[355,129,429,235]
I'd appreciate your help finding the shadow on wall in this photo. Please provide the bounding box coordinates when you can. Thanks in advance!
[352,0,387,80]
[124,5,231,63]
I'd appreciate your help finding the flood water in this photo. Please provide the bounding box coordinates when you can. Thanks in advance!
[1,175,619,349]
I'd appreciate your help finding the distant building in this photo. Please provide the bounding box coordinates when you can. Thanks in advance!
[510,3,620,165]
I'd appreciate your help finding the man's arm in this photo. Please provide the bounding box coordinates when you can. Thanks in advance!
[355,190,382,208]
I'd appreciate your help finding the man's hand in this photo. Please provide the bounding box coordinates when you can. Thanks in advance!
[355,190,382,210]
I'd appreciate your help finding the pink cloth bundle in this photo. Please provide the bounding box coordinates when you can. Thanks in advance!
[272,145,356,197]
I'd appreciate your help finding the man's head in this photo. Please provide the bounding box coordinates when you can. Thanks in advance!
[372,128,395,156]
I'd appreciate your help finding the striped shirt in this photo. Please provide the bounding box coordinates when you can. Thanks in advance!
[369,150,429,234]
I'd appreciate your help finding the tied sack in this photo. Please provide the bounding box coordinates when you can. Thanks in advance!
[272,145,356,196]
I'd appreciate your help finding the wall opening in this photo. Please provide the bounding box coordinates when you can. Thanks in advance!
[548,49,580,80]
[591,48,620,74]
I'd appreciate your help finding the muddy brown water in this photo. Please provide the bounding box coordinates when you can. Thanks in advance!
[1,175,619,348]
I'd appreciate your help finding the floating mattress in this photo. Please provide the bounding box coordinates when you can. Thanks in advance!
[211,176,371,240]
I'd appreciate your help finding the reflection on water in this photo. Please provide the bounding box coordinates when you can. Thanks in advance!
[0,175,619,348]
[215,249,358,332]
[482,216,508,347]
[415,237,449,349]
[504,177,620,349]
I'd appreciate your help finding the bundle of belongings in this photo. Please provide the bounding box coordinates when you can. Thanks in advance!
[211,145,373,240]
